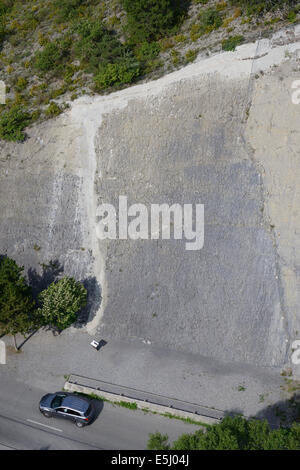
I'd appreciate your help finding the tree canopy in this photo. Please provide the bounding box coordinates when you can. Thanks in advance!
[38,276,87,331]
[0,256,88,347]
[148,415,300,450]
[0,256,36,337]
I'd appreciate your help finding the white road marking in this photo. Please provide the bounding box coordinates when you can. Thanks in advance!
[26,419,63,433]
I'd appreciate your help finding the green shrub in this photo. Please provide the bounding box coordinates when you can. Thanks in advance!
[199,8,223,33]
[74,19,128,72]
[45,101,63,117]
[0,0,13,46]
[34,38,71,74]
[94,61,140,91]
[15,76,28,91]
[0,105,31,142]
[174,34,186,43]
[52,0,86,21]
[121,0,189,43]
[0,19,6,45]
[171,49,180,65]
[0,1,13,16]
[190,23,203,41]
[222,35,244,50]
[185,48,198,63]
[52,0,101,22]
[134,42,160,61]
[287,9,298,22]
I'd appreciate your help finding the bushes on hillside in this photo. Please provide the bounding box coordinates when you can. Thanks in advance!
[34,38,71,75]
[0,0,14,17]
[0,105,31,142]
[199,8,223,32]
[0,20,6,45]
[0,0,13,47]
[94,60,141,91]
[222,35,244,51]
[121,0,190,43]
[52,0,100,22]
[74,19,129,72]
[74,18,144,90]
[134,42,161,62]
[52,0,86,21]
[45,101,63,117]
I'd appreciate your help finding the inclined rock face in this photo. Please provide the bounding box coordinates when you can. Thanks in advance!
[1,26,300,366]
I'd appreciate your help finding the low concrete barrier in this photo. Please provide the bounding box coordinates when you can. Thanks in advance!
[64,380,221,426]
[0,340,6,365]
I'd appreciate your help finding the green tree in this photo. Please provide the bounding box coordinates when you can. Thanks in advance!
[149,416,300,450]
[0,256,36,350]
[38,277,87,331]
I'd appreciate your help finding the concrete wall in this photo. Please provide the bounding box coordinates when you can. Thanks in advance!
[64,381,219,425]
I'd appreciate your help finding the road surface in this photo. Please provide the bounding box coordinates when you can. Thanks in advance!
[0,373,199,450]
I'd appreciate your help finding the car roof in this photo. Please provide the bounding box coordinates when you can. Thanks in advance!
[61,395,89,413]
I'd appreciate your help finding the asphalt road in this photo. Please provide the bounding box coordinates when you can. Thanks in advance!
[0,373,199,450]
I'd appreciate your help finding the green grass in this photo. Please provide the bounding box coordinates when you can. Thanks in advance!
[237,384,246,392]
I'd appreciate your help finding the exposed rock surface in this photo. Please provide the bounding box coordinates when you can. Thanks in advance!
[1,26,300,370]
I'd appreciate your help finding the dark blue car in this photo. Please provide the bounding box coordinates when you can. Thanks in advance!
[39,392,95,428]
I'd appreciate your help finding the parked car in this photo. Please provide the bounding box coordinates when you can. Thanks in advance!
[39,391,95,427]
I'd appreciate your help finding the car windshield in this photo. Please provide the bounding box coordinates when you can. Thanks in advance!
[51,395,64,408]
